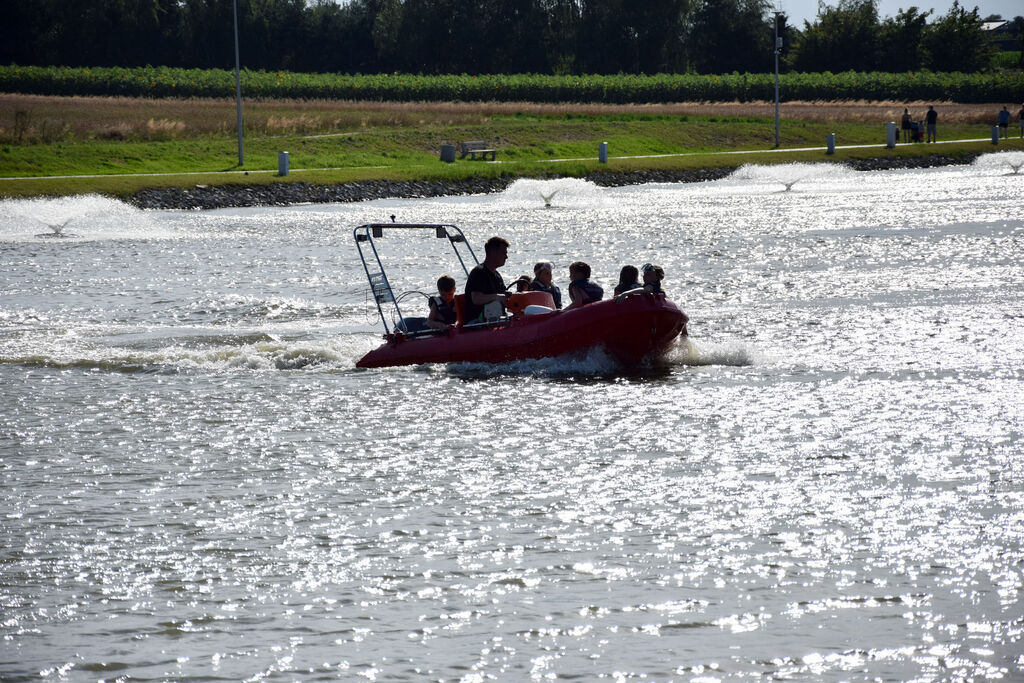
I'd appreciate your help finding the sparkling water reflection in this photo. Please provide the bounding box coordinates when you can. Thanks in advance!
[2,160,1022,680]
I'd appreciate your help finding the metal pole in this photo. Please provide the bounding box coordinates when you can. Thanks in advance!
[233,0,244,166]
[773,12,780,149]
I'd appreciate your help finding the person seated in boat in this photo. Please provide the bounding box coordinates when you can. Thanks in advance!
[425,274,458,331]
[641,263,665,295]
[565,261,604,310]
[464,236,509,322]
[613,264,643,296]
[530,261,562,309]
[513,274,532,292]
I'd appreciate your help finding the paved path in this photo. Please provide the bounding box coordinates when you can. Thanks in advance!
[1,137,1002,182]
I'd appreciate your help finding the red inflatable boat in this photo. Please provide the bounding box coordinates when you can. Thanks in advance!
[353,222,688,369]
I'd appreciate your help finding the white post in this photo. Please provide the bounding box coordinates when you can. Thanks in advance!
[992,126,1000,145]
[278,151,289,176]
[826,133,835,155]
[886,122,897,148]
[599,142,608,163]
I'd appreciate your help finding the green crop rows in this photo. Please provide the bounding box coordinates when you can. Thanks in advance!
[2,65,1021,103]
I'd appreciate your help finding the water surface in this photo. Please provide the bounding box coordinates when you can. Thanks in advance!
[2,160,1023,680]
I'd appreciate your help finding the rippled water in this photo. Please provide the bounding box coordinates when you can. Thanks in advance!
[2,160,1023,681]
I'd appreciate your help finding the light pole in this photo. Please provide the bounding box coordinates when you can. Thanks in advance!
[233,0,244,166]
[773,11,781,149]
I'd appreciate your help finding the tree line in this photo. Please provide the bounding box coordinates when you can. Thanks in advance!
[2,0,1017,76]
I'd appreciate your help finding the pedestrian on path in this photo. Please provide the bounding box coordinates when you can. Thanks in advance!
[997,106,1010,138]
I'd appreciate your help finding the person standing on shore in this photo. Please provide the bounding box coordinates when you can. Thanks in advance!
[997,106,1010,138]
[901,108,912,143]
[925,105,937,143]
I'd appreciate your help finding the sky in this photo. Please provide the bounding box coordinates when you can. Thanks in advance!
[778,0,1022,26]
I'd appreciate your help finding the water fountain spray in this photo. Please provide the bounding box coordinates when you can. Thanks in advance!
[973,151,1024,176]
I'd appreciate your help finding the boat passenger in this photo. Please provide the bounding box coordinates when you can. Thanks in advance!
[565,261,603,310]
[613,265,643,296]
[642,263,665,295]
[425,274,458,331]
[514,275,532,292]
[530,261,562,309]
[464,236,509,322]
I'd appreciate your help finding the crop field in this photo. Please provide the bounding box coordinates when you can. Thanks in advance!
[3,65,1023,104]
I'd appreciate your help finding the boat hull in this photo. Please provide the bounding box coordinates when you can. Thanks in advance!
[356,295,687,368]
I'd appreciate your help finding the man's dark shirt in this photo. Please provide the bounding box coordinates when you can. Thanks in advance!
[464,264,505,322]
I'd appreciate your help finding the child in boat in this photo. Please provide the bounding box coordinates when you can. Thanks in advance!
[425,274,458,330]
[566,261,603,310]
[514,275,532,292]
[613,265,643,296]
[641,263,665,294]
[529,261,562,309]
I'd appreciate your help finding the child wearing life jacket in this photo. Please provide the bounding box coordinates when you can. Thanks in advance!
[425,275,458,330]
[566,261,604,310]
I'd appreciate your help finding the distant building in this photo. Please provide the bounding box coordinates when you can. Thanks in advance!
[982,20,1018,51]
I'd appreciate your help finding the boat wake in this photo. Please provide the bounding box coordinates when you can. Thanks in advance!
[442,345,628,378]
[1,330,379,374]
[670,338,759,367]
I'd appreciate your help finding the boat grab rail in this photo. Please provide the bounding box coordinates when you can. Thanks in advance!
[353,223,480,336]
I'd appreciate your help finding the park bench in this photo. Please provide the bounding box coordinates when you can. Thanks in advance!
[459,141,497,161]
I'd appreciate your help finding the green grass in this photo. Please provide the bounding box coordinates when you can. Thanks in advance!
[2,110,1021,199]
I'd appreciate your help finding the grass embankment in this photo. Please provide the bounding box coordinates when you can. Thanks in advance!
[2,94,1021,199]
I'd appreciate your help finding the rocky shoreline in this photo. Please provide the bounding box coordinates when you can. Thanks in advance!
[127,152,981,211]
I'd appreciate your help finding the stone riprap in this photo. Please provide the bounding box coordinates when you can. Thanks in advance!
[127,153,980,210]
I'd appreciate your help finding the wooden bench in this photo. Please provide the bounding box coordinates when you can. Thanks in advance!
[459,141,497,161]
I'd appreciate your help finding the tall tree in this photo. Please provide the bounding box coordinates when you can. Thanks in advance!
[577,0,692,74]
[920,1,995,71]
[878,6,931,71]
[790,0,881,72]
[690,0,773,73]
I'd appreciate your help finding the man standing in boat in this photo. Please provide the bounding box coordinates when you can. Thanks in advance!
[464,236,509,322]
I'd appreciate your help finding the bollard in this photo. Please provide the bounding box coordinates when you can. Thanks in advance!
[992,126,1000,145]
[440,144,456,163]
[598,142,608,164]
[278,151,289,176]
[826,133,835,155]
[886,122,897,148]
